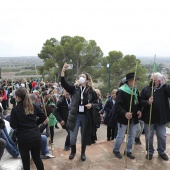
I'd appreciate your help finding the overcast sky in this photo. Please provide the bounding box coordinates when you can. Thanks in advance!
[0,0,170,58]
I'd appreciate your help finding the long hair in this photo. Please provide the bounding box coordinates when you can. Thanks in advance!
[75,72,95,90]
[15,87,34,115]
[95,89,102,100]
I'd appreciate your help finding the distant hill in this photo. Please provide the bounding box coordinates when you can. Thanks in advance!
[0,56,43,68]
[1,56,170,68]
[137,56,170,66]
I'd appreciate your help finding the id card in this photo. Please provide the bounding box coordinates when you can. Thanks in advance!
[79,105,84,112]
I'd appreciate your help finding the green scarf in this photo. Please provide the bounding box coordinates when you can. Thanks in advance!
[119,84,138,104]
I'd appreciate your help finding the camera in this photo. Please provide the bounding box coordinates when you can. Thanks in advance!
[67,64,73,69]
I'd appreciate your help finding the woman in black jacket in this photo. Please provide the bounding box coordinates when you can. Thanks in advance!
[10,87,46,170]
[53,89,71,151]
[61,63,98,161]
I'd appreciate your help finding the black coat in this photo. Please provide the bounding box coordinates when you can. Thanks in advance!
[10,101,46,144]
[53,95,70,129]
[61,77,98,145]
[140,83,170,124]
[104,96,113,114]
[114,89,141,125]
[104,96,115,125]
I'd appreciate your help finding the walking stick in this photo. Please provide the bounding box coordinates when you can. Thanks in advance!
[34,65,54,155]
[125,60,138,169]
[147,55,156,160]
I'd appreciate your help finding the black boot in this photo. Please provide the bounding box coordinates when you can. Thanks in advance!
[81,145,86,161]
[135,137,139,144]
[69,145,76,160]
[138,137,141,145]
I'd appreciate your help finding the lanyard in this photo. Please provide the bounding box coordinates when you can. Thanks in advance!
[112,99,115,105]
[66,99,71,110]
[80,86,86,105]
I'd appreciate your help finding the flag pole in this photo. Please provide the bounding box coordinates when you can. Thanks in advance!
[147,55,156,160]
[125,60,138,169]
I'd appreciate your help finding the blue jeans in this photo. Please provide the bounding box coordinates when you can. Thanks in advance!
[114,123,138,153]
[70,114,86,145]
[1,127,19,158]
[65,128,70,147]
[41,135,50,156]
[144,123,166,155]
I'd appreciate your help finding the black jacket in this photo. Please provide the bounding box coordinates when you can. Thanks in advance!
[10,101,46,144]
[61,77,98,145]
[104,96,114,114]
[114,89,141,125]
[53,95,70,129]
[140,83,170,124]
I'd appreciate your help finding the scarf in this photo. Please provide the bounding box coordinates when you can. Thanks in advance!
[119,83,138,104]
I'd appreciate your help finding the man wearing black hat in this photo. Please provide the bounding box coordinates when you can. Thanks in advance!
[113,72,142,159]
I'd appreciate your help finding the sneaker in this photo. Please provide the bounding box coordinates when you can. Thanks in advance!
[159,153,169,161]
[146,154,153,160]
[124,151,135,159]
[41,154,55,159]
[81,153,86,161]
[113,150,122,158]
[49,141,53,145]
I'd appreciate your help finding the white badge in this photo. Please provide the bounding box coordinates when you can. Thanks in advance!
[79,105,84,112]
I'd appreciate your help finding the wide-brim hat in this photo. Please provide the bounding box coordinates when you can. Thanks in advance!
[126,72,139,81]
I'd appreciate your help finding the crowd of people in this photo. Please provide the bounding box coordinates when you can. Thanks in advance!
[0,63,170,169]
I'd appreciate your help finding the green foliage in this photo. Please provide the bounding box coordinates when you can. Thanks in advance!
[44,58,55,71]
[100,51,147,93]
[37,36,148,97]
[38,36,103,82]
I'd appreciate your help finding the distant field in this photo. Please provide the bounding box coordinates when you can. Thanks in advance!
[2,68,21,72]
[15,70,36,76]
[1,69,39,79]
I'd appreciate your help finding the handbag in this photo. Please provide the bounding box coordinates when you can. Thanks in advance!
[10,97,15,104]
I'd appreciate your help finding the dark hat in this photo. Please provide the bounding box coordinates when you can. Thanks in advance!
[126,72,139,81]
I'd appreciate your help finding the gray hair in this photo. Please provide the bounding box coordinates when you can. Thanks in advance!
[29,94,38,100]
[151,72,162,81]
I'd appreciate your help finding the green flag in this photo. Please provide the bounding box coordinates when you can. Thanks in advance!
[153,62,157,72]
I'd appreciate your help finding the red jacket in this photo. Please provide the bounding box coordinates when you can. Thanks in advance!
[0,90,7,100]
[32,81,37,88]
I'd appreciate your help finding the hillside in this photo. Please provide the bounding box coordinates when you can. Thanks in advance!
[137,56,170,66]
[0,56,43,68]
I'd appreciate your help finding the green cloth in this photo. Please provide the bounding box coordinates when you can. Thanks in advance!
[46,97,55,106]
[119,83,138,104]
[48,113,57,126]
